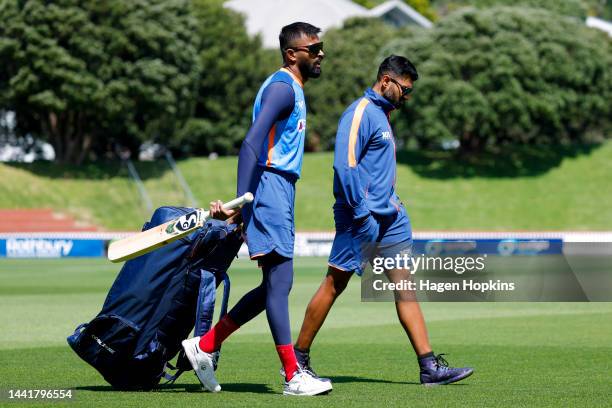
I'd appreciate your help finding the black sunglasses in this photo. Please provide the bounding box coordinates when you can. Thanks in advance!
[288,42,324,56]
[388,77,413,97]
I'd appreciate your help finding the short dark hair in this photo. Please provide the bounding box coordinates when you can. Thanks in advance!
[377,55,418,82]
[279,22,321,53]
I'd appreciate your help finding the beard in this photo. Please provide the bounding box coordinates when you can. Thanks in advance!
[383,88,403,109]
[299,58,322,79]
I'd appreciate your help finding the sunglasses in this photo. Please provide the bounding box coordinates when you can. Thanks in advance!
[388,77,413,97]
[288,41,324,56]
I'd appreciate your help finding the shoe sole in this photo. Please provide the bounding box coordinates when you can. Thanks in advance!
[181,340,221,393]
[422,369,474,386]
[283,383,333,396]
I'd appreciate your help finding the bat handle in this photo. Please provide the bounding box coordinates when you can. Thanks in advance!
[221,192,254,211]
[202,192,254,221]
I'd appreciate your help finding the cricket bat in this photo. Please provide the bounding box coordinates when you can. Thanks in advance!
[107,192,253,263]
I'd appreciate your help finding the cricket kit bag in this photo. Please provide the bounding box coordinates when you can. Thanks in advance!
[67,206,243,390]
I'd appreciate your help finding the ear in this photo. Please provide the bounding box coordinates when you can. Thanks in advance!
[284,49,297,64]
[381,74,390,90]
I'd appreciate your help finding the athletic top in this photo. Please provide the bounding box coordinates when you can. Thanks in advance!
[236,68,306,197]
[254,69,306,176]
[333,88,401,220]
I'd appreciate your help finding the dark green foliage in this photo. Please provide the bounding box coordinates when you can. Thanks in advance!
[2,1,609,161]
[307,18,404,150]
[0,0,200,163]
[181,0,278,155]
[432,0,589,19]
[385,6,612,152]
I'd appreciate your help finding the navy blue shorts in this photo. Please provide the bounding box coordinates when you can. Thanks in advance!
[328,204,413,276]
[242,170,296,259]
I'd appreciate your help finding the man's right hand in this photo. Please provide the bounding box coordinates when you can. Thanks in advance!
[352,214,379,243]
[209,200,238,221]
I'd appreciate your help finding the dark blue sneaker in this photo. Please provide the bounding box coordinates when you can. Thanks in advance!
[419,353,473,386]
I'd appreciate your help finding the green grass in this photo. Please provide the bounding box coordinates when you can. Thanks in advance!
[1,258,611,407]
[1,142,611,231]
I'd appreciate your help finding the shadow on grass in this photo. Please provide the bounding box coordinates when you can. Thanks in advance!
[327,376,470,386]
[397,143,600,179]
[5,159,173,181]
[328,375,420,385]
[214,383,275,394]
[76,382,275,394]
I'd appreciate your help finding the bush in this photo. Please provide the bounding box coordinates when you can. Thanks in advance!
[434,0,588,19]
[385,6,612,152]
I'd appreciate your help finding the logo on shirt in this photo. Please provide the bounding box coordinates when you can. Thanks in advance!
[297,119,306,132]
[382,131,392,140]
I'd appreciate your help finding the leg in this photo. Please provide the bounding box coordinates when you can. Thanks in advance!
[296,205,362,351]
[258,253,300,381]
[384,266,473,385]
[385,268,473,385]
[195,274,267,354]
[395,300,432,355]
[227,280,266,326]
[261,252,333,395]
[384,267,432,356]
[295,266,352,350]
[378,208,473,385]
[181,252,267,394]
[261,252,294,345]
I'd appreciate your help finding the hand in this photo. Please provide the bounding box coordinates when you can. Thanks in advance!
[209,200,238,221]
[353,214,371,227]
[352,214,378,240]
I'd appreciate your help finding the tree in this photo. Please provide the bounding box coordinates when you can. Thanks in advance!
[0,0,200,163]
[178,0,277,156]
[433,0,588,19]
[384,6,612,152]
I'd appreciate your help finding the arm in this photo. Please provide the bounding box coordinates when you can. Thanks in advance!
[236,81,294,197]
[333,109,371,221]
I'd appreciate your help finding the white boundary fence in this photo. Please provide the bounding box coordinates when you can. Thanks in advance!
[1,231,611,258]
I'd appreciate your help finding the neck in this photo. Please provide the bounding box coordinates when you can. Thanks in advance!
[369,83,396,113]
[372,82,384,97]
[283,64,307,85]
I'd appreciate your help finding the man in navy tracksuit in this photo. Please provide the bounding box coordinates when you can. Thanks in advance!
[292,55,474,385]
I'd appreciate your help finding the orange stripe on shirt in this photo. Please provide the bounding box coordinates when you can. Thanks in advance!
[266,124,276,166]
[348,98,370,168]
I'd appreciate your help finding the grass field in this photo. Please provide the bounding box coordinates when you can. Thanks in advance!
[1,257,611,407]
[1,142,611,231]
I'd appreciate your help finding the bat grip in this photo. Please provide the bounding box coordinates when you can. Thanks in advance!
[221,192,254,211]
[202,192,254,221]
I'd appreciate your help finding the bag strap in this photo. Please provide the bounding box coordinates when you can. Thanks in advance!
[194,270,216,336]
[161,361,184,384]
[219,272,230,317]
[161,270,231,385]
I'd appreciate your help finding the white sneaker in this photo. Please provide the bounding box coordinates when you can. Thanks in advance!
[280,367,332,383]
[181,337,221,392]
[283,370,333,396]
